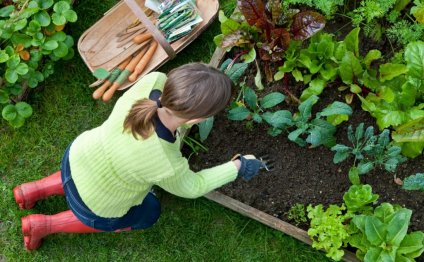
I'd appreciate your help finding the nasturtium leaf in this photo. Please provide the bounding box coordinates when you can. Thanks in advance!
[0,6,15,17]
[54,1,70,13]
[0,50,9,63]
[260,92,285,108]
[404,41,424,80]
[53,41,68,57]
[198,116,214,142]
[63,35,74,48]
[5,69,18,83]
[52,13,66,25]
[11,33,32,48]
[2,104,17,121]
[379,63,408,82]
[15,63,29,75]
[228,106,250,121]
[49,31,67,42]
[15,102,33,118]
[291,11,325,41]
[0,90,9,104]
[62,47,74,60]
[9,114,25,128]
[28,1,40,8]
[38,0,54,9]
[63,9,77,22]
[43,40,58,50]
[344,27,360,57]
[402,173,424,192]
[13,19,28,31]
[34,10,51,26]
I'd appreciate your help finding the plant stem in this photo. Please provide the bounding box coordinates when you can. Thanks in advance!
[283,87,300,105]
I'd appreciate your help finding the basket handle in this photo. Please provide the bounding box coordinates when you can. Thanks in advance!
[125,0,176,59]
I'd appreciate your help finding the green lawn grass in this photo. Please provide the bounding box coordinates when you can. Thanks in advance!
[0,0,330,261]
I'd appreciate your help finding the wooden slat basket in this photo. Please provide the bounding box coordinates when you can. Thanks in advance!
[77,0,219,91]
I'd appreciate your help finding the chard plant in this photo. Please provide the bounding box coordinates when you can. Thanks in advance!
[0,0,77,127]
[214,0,325,83]
[331,123,407,184]
[402,173,424,192]
[227,82,286,130]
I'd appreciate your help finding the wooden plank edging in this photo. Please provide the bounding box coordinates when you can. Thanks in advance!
[204,191,359,262]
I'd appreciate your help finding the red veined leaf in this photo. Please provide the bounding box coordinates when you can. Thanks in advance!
[237,0,269,30]
[272,28,290,51]
[291,11,325,41]
[221,30,251,49]
[258,43,272,61]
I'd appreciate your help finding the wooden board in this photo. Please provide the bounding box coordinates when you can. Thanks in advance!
[78,0,219,90]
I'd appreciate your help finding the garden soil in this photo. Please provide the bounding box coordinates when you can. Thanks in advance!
[182,20,424,237]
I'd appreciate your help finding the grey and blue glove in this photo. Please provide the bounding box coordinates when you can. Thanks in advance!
[232,154,265,181]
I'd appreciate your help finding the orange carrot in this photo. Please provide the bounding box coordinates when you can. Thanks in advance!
[133,32,152,44]
[102,45,150,102]
[92,57,132,100]
[128,41,158,82]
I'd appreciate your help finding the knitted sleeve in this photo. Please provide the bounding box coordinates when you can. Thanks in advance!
[155,156,238,198]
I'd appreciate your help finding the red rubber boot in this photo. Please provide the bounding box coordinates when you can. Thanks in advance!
[13,171,64,209]
[21,210,102,251]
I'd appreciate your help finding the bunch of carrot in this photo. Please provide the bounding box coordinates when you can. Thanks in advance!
[92,37,158,102]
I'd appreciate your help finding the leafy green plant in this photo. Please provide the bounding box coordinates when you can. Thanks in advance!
[402,173,424,191]
[331,123,407,184]
[287,203,307,226]
[0,0,77,127]
[343,184,379,214]
[348,203,424,261]
[392,117,424,158]
[228,83,286,130]
[183,135,208,160]
[307,203,351,261]
[282,0,344,18]
[264,95,352,147]
[411,0,424,23]
[214,0,325,82]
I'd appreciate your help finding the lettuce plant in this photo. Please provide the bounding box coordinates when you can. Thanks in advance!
[343,184,379,214]
[348,203,424,261]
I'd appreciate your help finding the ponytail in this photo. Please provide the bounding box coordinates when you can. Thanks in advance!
[123,98,159,139]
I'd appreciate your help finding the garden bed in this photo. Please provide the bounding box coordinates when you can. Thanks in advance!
[183,44,424,261]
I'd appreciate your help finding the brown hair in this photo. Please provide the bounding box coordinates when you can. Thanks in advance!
[123,63,232,139]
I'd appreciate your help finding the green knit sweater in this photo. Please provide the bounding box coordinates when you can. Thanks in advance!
[69,72,238,218]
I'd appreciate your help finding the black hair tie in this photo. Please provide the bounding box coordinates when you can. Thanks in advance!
[156,100,162,108]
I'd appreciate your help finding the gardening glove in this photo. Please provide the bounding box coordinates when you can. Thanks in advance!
[231,154,264,181]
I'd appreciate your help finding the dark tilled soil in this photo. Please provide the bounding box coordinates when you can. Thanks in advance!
[183,64,424,234]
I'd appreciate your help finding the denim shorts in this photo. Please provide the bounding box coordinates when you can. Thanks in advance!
[61,144,161,231]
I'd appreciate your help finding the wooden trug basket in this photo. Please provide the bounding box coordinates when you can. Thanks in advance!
[77,0,219,90]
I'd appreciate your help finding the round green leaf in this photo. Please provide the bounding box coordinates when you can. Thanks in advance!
[53,41,68,57]
[52,13,66,25]
[14,19,28,31]
[7,84,23,96]
[2,104,17,121]
[64,10,77,22]
[0,6,15,17]
[63,35,74,48]
[53,1,70,13]
[62,47,74,60]
[0,90,9,104]
[11,33,32,48]
[28,77,39,88]
[9,114,25,128]
[0,50,9,63]
[5,69,18,83]
[15,63,29,75]
[43,40,58,50]
[15,102,33,118]
[49,31,66,42]
[39,0,54,9]
[28,1,40,8]
[34,10,51,26]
